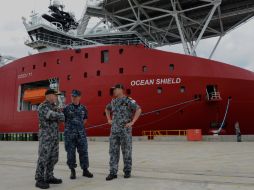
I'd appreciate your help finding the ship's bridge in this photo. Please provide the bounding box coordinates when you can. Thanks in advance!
[86,0,254,56]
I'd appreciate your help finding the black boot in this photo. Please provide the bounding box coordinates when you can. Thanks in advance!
[46,177,62,184]
[70,168,76,180]
[83,169,93,178]
[35,180,49,189]
[106,174,117,181]
[124,172,131,178]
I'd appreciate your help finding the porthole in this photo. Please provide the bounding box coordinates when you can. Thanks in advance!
[67,75,72,80]
[98,91,102,97]
[169,64,174,71]
[84,53,88,59]
[119,48,124,54]
[126,89,131,95]
[180,86,185,93]
[75,49,81,53]
[22,67,25,72]
[101,50,109,63]
[119,68,124,74]
[97,70,101,76]
[33,65,36,70]
[110,88,114,96]
[57,59,61,64]
[157,87,162,94]
[70,56,74,62]
[142,66,148,72]
[84,72,88,78]
[43,62,47,67]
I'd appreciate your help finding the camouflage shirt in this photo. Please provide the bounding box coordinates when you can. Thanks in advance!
[106,96,140,130]
[63,104,88,131]
[37,100,65,138]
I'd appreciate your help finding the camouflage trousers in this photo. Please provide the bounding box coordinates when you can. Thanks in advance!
[109,127,132,175]
[64,128,89,170]
[35,128,59,181]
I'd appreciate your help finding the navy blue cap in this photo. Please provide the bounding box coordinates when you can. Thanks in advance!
[112,84,124,90]
[71,89,81,97]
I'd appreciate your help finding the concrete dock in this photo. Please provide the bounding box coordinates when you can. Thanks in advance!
[0,141,254,190]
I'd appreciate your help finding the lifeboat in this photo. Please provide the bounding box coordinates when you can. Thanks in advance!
[23,88,47,104]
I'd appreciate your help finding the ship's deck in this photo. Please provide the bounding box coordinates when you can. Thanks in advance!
[0,140,254,190]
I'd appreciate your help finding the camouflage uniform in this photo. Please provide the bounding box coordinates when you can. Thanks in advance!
[106,96,140,175]
[35,100,65,181]
[63,104,89,170]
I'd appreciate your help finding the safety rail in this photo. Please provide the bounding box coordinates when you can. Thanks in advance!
[25,32,96,48]
[207,91,222,101]
[0,133,64,141]
[25,32,153,49]
[142,130,187,139]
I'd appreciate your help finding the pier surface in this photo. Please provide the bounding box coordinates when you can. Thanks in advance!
[0,141,254,190]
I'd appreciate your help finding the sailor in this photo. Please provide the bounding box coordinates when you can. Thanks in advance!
[63,90,93,179]
[105,84,142,180]
[235,121,242,142]
[35,89,65,189]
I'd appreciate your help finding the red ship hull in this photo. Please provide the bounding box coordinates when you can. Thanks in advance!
[0,45,254,136]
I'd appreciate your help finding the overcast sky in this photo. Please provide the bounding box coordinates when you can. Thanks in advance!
[0,0,254,71]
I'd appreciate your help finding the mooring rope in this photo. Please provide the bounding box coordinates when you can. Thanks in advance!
[85,97,200,130]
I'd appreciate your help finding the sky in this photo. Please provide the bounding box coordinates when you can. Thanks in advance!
[0,0,254,71]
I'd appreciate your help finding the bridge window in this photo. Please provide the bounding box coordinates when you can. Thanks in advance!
[119,68,124,74]
[169,64,174,71]
[157,87,163,94]
[97,70,101,76]
[101,50,109,63]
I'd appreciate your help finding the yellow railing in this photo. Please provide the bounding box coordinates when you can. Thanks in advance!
[142,130,187,139]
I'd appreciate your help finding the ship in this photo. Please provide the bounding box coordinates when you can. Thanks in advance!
[0,0,254,138]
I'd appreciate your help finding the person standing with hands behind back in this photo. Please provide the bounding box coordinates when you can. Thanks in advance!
[105,84,142,181]
[63,90,93,180]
